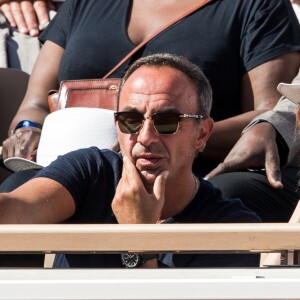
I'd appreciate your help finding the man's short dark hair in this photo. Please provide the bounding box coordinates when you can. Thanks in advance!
[118,53,212,116]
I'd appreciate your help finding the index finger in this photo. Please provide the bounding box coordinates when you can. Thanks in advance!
[33,0,50,29]
[121,156,142,184]
[204,158,247,180]
[204,162,227,180]
[264,146,283,189]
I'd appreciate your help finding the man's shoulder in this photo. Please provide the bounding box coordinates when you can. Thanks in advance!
[65,147,121,163]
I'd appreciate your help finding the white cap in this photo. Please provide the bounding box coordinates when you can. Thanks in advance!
[277,82,300,105]
[4,107,118,172]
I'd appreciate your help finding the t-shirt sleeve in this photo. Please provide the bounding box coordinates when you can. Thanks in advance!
[33,148,120,212]
[39,0,75,48]
[240,0,300,72]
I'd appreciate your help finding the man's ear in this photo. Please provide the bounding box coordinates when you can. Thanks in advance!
[194,117,214,151]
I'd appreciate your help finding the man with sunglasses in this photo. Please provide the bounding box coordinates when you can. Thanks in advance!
[0,53,260,268]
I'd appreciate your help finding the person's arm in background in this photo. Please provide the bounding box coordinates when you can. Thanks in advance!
[201,52,300,162]
[2,40,64,160]
[0,0,56,36]
[205,71,300,189]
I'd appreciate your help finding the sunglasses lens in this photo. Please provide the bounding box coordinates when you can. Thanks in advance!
[117,112,143,134]
[153,113,179,134]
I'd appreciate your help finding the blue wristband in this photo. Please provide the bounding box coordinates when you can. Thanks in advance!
[13,120,43,134]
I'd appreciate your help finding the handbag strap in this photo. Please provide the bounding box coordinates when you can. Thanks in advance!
[103,0,212,79]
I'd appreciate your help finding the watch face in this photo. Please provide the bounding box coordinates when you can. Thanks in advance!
[121,253,142,268]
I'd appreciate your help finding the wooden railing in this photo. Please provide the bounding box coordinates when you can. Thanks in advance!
[0,223,299,253]
[0,223,299,300]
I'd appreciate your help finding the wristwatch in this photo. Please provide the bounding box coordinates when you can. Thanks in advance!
[121,253,158,268]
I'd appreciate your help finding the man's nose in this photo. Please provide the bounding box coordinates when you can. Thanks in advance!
[136,119,159,146]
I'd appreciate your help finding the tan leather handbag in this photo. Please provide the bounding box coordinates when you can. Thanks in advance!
[48,78,120,112]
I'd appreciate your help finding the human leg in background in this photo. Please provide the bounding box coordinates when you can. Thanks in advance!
[208,168,299,222]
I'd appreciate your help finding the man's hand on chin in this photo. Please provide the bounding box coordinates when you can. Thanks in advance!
[112,156,169,224]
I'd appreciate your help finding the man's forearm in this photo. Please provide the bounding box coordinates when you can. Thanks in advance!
[0,193,19,224]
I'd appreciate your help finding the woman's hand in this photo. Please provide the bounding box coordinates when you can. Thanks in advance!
[0,0,56,36]
[2,127,42,161]
[3,41,64,160]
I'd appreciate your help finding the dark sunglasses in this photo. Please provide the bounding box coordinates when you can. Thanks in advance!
[114,111,205,135]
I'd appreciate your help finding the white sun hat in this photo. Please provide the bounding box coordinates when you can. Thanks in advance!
[4,107,118,172]
[277,82,300,105]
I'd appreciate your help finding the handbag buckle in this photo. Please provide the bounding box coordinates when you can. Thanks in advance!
[109,85,118,90]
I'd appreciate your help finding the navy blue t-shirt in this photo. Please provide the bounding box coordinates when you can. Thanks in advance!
[35,147,261,268]
[39,0,300,121]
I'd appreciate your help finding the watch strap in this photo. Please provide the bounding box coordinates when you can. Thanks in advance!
[141,254,159,262]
